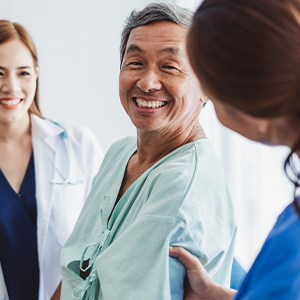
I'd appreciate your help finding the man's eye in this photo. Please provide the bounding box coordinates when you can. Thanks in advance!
[163,65,177,70]
[129,62,142,66]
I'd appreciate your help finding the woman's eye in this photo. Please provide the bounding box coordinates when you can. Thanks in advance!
[20,71,30,76]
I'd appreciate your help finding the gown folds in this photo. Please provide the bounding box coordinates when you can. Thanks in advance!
[60,137,237,300]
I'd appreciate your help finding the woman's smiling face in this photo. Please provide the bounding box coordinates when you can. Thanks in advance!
[0,39,38,125]
[119,21,204,136]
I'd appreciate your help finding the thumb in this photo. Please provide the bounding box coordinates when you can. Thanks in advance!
[169,246,202,271]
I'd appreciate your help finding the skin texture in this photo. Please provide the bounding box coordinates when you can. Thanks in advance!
[117,21,207,203]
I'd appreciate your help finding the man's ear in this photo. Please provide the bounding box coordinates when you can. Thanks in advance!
[200,92,209,104]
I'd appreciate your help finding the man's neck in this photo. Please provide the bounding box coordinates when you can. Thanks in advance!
[135,119,206,168]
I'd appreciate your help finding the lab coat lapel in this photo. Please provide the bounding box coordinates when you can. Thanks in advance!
[30,114,64,272]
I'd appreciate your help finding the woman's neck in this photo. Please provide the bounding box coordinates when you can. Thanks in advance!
[0,113,31,143]
[273,116,300,149]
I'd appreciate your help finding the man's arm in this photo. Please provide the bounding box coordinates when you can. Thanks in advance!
[169,246,237,300]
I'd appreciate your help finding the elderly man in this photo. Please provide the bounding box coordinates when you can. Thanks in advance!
[60,3,236,300]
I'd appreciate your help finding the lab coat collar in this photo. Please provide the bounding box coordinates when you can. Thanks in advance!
[30,113,64,140]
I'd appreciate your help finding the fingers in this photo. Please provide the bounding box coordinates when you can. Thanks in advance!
[169,246,202,271]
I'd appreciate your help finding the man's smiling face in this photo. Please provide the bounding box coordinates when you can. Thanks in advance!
[119,21,203,134]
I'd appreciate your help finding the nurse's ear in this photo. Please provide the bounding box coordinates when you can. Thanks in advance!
[257,119,269,134]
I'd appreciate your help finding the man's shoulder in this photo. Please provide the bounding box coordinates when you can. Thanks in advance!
[97,136,136,173]
[147,139,231,206]
[105,136,136,158]
[151,139,227,188]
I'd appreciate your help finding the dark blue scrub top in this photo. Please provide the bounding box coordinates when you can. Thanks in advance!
[0,152,39,300]
[234,198,300,299]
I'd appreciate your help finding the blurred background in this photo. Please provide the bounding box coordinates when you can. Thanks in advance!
[1,0,294,271]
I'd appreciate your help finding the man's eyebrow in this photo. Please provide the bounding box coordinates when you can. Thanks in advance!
[126,44,144,54]
[160,47,181,55]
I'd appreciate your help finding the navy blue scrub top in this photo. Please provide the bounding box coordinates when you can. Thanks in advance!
[0,152,39,300]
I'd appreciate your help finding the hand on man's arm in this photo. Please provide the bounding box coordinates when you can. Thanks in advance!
[169,246,237,300]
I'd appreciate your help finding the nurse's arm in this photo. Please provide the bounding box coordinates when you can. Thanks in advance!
[169,246,237,300]
[50,282,61,300]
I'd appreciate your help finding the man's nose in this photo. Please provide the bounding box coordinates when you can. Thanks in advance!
[1,75,21,94]
[137,68,162,92]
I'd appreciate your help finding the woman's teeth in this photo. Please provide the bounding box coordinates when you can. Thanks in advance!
[135,98,167,108]
[0,99,22,105]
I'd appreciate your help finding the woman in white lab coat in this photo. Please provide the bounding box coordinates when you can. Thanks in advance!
[0,21,103,300]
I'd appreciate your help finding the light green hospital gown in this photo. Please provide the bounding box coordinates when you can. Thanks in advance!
[60,136,236,300]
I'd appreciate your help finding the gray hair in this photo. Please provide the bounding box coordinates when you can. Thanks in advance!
[120,2,193,65]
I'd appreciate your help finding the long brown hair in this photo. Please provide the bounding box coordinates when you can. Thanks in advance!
[0,20,42,118]
[188,0,300,216]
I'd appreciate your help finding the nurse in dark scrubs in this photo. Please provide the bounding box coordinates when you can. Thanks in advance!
[0,21,44,300]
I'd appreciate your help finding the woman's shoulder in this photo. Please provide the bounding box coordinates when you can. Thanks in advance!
[31,115,103,164]
[237,204,300,299]
[31,114,98,143]
[270,202,300,251]
[55,120,97,142]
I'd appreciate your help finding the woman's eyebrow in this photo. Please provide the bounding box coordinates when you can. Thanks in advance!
[0,66,32,70]
[17,66,32,69]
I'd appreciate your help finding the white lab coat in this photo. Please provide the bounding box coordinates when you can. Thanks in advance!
[0,114,103,300]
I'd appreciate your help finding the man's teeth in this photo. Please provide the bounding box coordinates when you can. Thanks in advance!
[0,99,21,105]
[135,98,166,108]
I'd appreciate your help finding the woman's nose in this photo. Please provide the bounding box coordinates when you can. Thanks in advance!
[1,75,21,94]
[137,69,162,92]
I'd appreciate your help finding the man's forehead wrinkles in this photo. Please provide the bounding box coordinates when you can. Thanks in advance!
[126,42,184,56]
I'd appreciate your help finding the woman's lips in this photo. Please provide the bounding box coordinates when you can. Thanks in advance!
[0,98,23,109]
